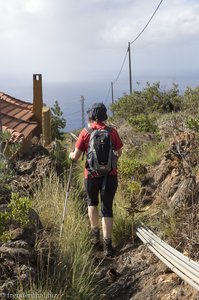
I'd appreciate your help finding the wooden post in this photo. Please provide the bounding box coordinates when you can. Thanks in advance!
[132,211,135,247]
[80,96,85,128]
[111,82,114,104]
[42,106,51,146]
[0,100,3,156]
[128,42,133,94]
[33,74,43,136]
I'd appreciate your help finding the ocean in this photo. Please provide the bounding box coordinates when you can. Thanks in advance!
[1,80,125,132]
[1,74,199,132]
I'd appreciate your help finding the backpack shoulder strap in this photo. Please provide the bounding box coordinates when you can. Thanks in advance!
[85,127,93,135]
[105,126,112,133]
[85,126,112,134]
[82,128,94,160]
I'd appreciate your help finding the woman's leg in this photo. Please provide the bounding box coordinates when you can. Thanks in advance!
[102,217,113,239]
[100,175,118,256]
[88,206,99,228]
[84,178,101,245]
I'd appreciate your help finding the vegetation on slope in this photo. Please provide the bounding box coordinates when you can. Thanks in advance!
[1,81,199,299]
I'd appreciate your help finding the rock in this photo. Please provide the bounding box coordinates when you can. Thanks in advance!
[4,240,32,250]
[11,151,54,197]
[20,145,49,161]
[16,161,36,175]
[0,279,17,296]
[10,228,25,241]
[154,158,179,185]
[0,245,32,264]
[145,131,199,210]
[14,265,35,285]
[170,176,197,209]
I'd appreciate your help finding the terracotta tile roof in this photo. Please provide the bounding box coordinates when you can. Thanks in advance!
[0,99,34,121]
[0,92,33,109]
[1,113,37,139]
[0,91,37,143]
[2,126,24,143]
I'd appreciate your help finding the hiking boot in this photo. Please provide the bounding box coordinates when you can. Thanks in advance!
[103,238,113,257]
[90,227,100,246]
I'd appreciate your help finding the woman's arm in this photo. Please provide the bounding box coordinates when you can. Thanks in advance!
[117,148,122,158]
[69,148,83,161]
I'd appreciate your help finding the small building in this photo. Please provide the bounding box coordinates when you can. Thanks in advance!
[0,74,51,154]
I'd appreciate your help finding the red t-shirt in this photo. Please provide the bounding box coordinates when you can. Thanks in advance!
[75,122,123,178]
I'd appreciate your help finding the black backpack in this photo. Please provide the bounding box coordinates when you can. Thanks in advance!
[86,126,113,176]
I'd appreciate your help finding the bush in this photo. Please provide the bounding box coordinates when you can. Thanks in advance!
[111,92,146,119]
[8,193,31,227]
[110,82,182,121]
[0,193,31,240]
[186,116,199,131]
[140,140,169,165]
[0,160,12,202]
[118,154,146,179]
[51,100,66,140]
[51,139,70,169]
[128,114,158,133]
[182,86,199,112]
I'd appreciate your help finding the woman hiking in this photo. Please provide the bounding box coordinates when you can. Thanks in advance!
[69,102,123,257]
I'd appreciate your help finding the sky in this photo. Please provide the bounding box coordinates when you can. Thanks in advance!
[0,0,199,129]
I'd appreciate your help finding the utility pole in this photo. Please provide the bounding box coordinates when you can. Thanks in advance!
[0,101,2,133]
[80,96,85,128]
[111,82,114,104]
[0,100,3,157]
[128,42,133,94]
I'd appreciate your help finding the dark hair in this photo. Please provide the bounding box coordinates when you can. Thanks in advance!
[87,108,92,120]
[90,103,108,121]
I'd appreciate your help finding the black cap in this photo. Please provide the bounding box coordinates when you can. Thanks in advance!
[90,102,108,121]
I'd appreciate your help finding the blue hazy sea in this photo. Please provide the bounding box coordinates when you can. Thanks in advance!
[42,81,117,132]
[1,73,199,132]
[1,80,122,132]
[38,76,199,132]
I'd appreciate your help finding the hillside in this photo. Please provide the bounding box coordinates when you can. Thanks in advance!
[95,130,199,300]
[1,82,199,299]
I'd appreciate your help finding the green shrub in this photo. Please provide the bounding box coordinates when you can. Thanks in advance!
[186,116,199,131]
[128,114,157,133]
[119,155,144,178]
[146,204,177,239]
[110,81,182,121]
[0,130,21,158]
[0,211,9,237]
[51,139,69,169]
[119,157,136,177]
[111,92,146,120]
[113,201,132,245]
[113,181,141,245]
[140,141,169,165]
[182,86,199,112]
[51,100,66,140]
[0,160,12,202]
[8,193,31,227]
[127,180,141,196]
[0,193,31,240]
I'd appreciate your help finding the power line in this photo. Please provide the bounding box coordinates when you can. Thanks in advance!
[130,0,164,45]
[104,0,164,104]
[104,48,128,104]
[105,84,111,104]
[65,110,81,117]
[113,48,129,84]
[80,96,85,128]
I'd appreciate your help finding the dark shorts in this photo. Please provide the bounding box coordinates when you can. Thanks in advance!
[84,175,118,218]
